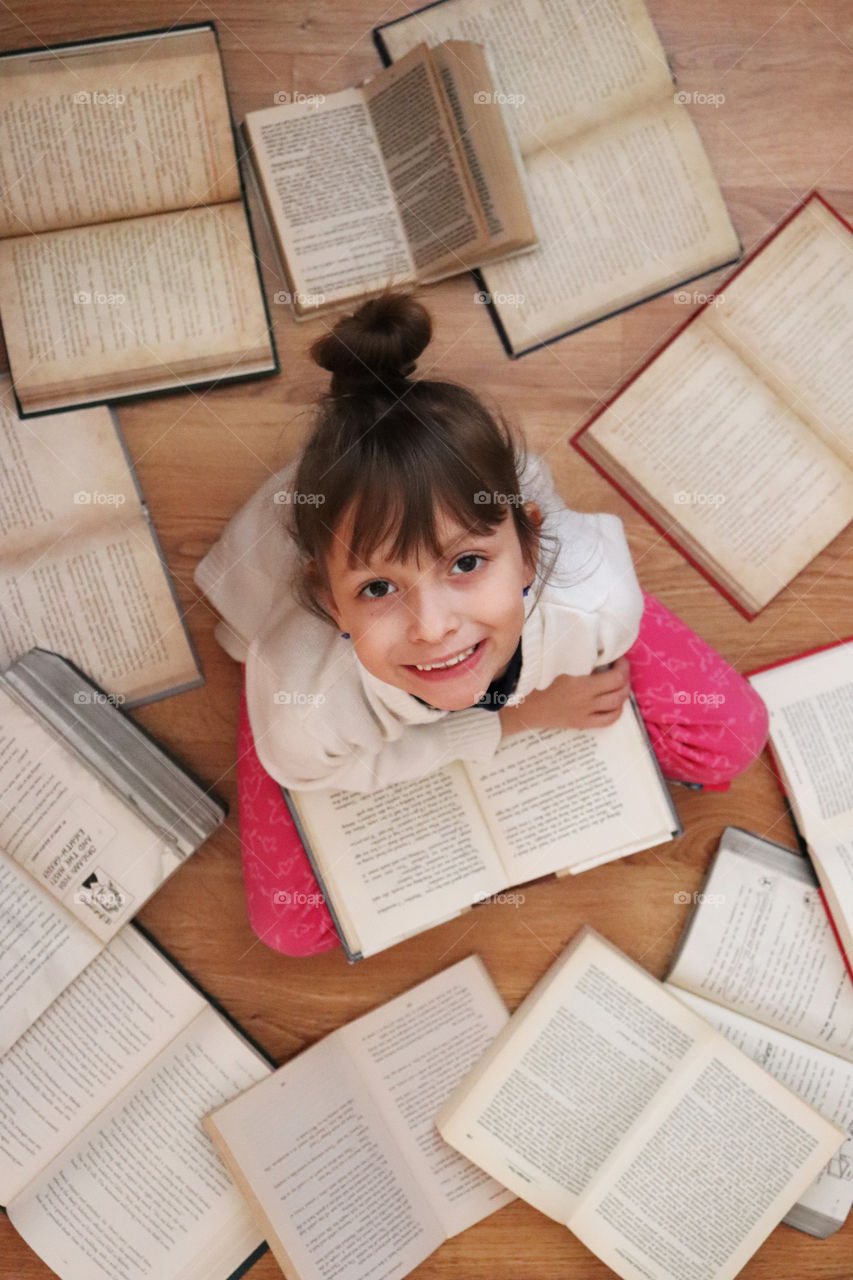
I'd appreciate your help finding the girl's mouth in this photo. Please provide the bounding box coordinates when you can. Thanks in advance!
[405,640,485,681]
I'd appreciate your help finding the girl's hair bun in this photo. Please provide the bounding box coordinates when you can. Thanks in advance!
[310,291,432,394]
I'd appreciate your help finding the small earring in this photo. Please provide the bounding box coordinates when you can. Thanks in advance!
[522,585,530,597]
[340,632,350,639]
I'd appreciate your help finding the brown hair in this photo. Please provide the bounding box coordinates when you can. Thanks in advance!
[288,292,550,624]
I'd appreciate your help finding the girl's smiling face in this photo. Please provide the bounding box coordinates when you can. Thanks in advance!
[318,505,540,711]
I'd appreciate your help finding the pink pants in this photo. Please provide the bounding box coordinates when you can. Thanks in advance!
[235,592,768,956]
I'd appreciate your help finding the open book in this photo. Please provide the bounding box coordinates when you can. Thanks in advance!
[285,700,681,960]
[0,376,201,704]
[0,923,272,1280]
[374,0,739,356]
[0,24,277,415]
[204,957,515,1280]
[241,40,537,318]
[747,638,853,971]
[666,825,853,1237]
[574,194,853,616]
[435,927,845,1280]
[0,648,226,1055]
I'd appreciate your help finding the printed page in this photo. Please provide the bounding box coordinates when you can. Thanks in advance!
[467,706,677,880]
[669,987,853,1232]
[206,1033,445,1280]
[703,198,853,468]
[244,89,415,305]
[0,927,205,1204]
[568,1035,844,1280]
[0,203,274,411]
[667,828,853,1059]
[0,852,101,1056]
[295,764,506,956]
[377,0,673,157]
[0,27,239,237]
[341,956,515,1237]
[0,379,199,703]
[0,686,184,938]
[477,98,739,351]
[584,321,853,611]
[364,45,483,273]
[7,1004,268,1280]
[437,929,710,1223]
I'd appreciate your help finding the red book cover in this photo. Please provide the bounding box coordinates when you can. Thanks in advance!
[572,190,853,619]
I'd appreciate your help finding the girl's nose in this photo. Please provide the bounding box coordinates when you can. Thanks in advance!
[406,584,460,644]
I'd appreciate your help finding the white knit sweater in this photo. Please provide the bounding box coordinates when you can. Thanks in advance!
[194,453,644,792]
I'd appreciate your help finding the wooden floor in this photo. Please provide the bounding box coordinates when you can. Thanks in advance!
[3,1,853,1277]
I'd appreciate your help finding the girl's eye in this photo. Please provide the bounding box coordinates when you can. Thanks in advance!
[451,553,484,575]
[360,579,395,599]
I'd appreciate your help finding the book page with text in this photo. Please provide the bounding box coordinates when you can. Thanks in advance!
[437,930,708,1223]
[377,0,673,157]
[584,321,853,611]
[244,89,415,305]
[467,706,677,880]
[568,1034,844,1280]
[0,27,239,238]
[295,764,507,956]
[669,987,853,1233]
[0,927,205,1205]
[0,852,101,1056]
[342,956,515,1237]
[478,99,739,350]
[703,198,853,469]
[667,828,853,1059]
[205,1032,445,1280]
[0,686,184,937]
[8,1003,268,1280]
[0,203,274,410]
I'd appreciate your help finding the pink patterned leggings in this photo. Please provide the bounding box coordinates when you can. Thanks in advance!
[235,591,768,956]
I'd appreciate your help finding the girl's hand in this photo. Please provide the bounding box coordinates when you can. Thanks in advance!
[499,657,631,736]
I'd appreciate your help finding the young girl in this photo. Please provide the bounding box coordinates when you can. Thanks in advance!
[196,292,768,956]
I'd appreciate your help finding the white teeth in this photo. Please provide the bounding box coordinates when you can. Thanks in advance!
[415,644,477,672]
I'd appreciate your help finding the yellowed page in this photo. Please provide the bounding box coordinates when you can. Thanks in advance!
[567,1033,844,1280]
[0,853,102,1056]
[377,0,673,157]
[0,685,185,938]
[0,203,273,411]
[293,763,506,956]
[8,1004,268,1280]
[437,929,712,1223]
[205,1032,445,1280]
[704,198,853,468]
[244,88,415,307]
[467,706,677,880]
[478,98,739,350]
[0,927,206,1204]
[341,956,515,1237]
[0,27,239,238]
[585,321,853,611]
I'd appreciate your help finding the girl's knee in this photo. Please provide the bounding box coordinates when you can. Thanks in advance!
[646,679,769,787]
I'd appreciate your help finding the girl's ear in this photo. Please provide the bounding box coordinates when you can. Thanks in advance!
[522,501,543,577]
[305,560,341,626]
